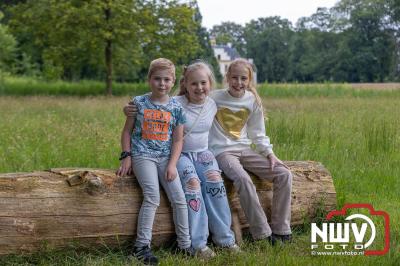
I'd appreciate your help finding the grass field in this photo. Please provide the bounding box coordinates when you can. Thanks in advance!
[0,86,399,265]
[2,75,400,98]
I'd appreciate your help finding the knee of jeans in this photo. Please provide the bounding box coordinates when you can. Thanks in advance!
[205,170,223,183]
[279,168,293,185]
[185,177,201,193]
[143,193,160,207]
[171,191,187,207]
[236,174,255,188]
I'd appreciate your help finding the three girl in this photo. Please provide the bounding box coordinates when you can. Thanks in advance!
[120,57,293,264]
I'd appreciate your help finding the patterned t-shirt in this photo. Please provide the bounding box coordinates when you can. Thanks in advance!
[131,93,186,157]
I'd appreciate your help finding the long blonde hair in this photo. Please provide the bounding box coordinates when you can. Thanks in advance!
[225,58,262,107]
[178,60,216,97]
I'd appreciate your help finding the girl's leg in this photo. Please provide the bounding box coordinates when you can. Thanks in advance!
[194,150,236,247]
[131,157,160,247]
[216,150,272,240]
[239,149,292,235]
[158,157,191,249]
[176,154,208,250]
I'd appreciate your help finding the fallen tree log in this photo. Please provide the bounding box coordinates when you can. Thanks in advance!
[0,161,336,255]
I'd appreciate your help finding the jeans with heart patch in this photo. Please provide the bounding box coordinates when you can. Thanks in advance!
[177,150,236,250]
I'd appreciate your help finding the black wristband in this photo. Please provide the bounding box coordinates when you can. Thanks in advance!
[119,151,131,160]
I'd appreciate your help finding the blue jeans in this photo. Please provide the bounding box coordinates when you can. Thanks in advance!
[177,150,235,249]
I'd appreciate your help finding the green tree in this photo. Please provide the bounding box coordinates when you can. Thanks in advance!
[290,8,338,81]
[0,11,17,90]
[331,0,397,81]
[187,1,222,82]
[389,0,400,80]
[289,29,338,82]
[0,11,16,73]
[0,11,17,92]
[210,22,246,56]
[135,0,201,79]
[244,17,293,82]
[7,0,201,94]
[8,0,142,93]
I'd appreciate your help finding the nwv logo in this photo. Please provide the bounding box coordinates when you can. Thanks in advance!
[310,204,390,256]
[311,214,375,248]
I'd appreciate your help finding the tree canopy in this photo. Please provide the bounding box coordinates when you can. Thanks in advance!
[3,0,204,93]
[210,0,399,82]
[0,0,399,91]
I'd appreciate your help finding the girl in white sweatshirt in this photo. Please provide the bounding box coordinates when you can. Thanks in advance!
[209,58,293,244]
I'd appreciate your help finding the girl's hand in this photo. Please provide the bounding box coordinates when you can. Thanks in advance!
[164,163,177,182]
[116,157,132,176]
[123,101,138,118]
[267,153,288,171]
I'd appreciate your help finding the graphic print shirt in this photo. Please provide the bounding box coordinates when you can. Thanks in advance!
[131,93,186,157]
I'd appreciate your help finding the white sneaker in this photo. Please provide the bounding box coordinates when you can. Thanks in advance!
[196,246,216,260]
[226,243,241,253]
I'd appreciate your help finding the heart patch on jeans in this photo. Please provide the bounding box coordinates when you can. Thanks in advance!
[188,198,201,212]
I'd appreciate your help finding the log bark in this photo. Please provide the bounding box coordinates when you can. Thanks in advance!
[0,161,336,255]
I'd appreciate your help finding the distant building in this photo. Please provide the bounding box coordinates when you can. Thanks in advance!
[211,38,257,82]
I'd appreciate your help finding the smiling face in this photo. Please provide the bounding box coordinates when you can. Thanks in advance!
[185,68,211,104]
[227,64,250,98]
[148,69,175,100]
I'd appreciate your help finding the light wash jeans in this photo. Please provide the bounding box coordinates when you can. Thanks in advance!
[177,150,236,249]
[132,156,191,249]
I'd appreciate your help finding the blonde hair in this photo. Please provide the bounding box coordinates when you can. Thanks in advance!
[225,58,262,107]
[147,58,176,80]
[178,60,216,97]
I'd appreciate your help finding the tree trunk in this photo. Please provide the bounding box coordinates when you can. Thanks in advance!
[0,161,336,255]
[104,6,113,95]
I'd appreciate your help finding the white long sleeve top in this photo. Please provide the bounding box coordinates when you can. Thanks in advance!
[175,95,217,153]
[209,89,274,157]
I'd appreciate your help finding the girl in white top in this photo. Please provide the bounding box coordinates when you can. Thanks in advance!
[210,58,293,244]
[175,61,237,257]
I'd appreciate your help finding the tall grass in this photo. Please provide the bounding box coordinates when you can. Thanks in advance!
[258,82,400,98]
[0,95,399,265]
[2,76,400,98]
[0,76,148,96]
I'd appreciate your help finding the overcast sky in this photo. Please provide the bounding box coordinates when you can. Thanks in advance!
[196,0,339,29]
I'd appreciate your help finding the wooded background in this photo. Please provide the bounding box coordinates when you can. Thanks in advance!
[0,0,399,94]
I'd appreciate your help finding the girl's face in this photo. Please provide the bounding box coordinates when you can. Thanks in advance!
[227,65,250,98]
[148,69,175,99]
[185,69,211,104]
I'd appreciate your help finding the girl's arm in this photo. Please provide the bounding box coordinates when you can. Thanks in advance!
[116,117,134,176]
[247,103,287,170]
[123,101,138,118]
[164,124,184,181]
[247,103,274,156]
